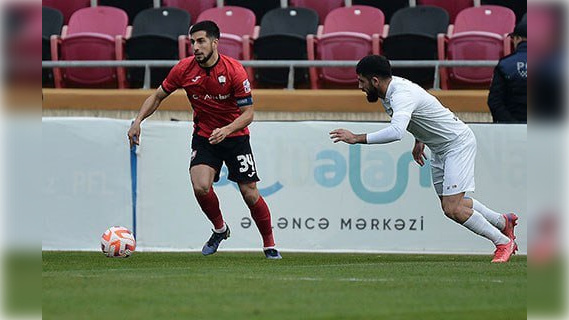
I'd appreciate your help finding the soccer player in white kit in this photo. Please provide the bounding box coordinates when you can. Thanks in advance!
[330,55,518,263]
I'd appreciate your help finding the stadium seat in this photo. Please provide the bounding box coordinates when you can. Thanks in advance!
[98,0,154,23]
[162,0,215,24]
[8,4,42,86]
[50,6,129,88]
[193,6,257,60]
[0,9,20,82]
[526,6,556,64]
[438,5,515,89]
[191,6,257,80]
[416,0,473,23]
[125,8,191,88]
[351,0,409,22]
[19,7,43,87]
[42,6,64,87]
[307,6,385,89]
[481,0,527,23]
[224,0,282,22]
[289,0,344,24]
[253,7,319,86]
[382,6,449,88]
[42,0,90,24]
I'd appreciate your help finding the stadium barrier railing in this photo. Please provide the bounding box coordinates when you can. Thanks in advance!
[42,60,497,90]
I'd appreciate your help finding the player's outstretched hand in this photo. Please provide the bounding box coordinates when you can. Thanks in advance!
[127,121,141,149]
[209,127,230,145]
[330,128,357,144]
[412,140,427,166]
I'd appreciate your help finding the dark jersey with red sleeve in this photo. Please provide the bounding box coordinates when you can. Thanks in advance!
[161,54,253,138]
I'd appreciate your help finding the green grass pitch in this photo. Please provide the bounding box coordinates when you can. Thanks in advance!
[43,251,526,320]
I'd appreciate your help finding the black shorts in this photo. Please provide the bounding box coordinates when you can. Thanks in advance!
[190,134,260,183]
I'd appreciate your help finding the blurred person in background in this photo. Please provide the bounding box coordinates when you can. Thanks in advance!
[487,19,527,123]
[526,2,566,318]
[530,5,565,120]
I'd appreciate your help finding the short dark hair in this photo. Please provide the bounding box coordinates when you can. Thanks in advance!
[508,20,527,38]
[189,20,220,40]
[356,55,392,80]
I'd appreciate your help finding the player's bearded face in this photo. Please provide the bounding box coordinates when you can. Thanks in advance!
[194,42,214,64]
[358,76,379,102]
[364,86,379,102]
[191,32,216,65]
[196,48,213,64]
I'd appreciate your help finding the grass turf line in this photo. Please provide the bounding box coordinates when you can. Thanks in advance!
[43,252,526,320]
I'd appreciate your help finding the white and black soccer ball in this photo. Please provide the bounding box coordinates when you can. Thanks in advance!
[100,226,136,258]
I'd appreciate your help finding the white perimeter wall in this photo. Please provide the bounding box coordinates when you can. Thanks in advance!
[42,118,527,254]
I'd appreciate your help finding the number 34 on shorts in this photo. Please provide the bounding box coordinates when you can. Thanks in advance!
[237,154,256,177]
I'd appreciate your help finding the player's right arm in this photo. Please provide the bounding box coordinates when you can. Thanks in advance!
[127,86,169,148]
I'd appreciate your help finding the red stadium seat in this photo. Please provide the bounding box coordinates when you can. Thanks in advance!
[438,5,516,89]
[98,0,154,23]
[162,0,216,23]
[352,0,408,23]
[526,7,556,64]
[42,0,90,24]
[416,0,473,23]
[289,0,344,24]
[308,6,385,89]
[50,6,129,88]
[9,4,42,86]
[193,6,257,60]
[224,0,281,22]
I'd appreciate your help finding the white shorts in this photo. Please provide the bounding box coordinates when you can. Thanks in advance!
[431,129,477,196]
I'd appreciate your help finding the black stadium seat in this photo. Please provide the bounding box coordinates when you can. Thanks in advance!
[481,0,527,23]
[42,6,63,87]
[125,8,191,88]
[253,7,319,86]
[382,6,449,88]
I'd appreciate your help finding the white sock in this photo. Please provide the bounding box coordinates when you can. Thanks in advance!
[214,223,227,233]
[471,198,506,230]
[462,210,510,246]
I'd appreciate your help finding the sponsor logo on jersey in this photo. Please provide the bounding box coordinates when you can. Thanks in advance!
[191,75,201,82]
[191,93,231,100]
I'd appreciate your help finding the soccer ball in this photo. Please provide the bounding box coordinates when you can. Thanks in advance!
[101,226,136,258]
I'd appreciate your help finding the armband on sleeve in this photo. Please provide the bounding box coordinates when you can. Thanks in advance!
[236,96,253,107]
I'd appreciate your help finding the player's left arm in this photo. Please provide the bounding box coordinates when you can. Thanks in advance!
[209,104,254,145]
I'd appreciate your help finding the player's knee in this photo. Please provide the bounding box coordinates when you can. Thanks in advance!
[242,190,259,206]
[442,203,460,221]
[244,194,259,207]
[192,184,210,197]
[239,185,259,207]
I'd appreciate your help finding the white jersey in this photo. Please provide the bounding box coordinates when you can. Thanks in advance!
[380,76,470,155]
